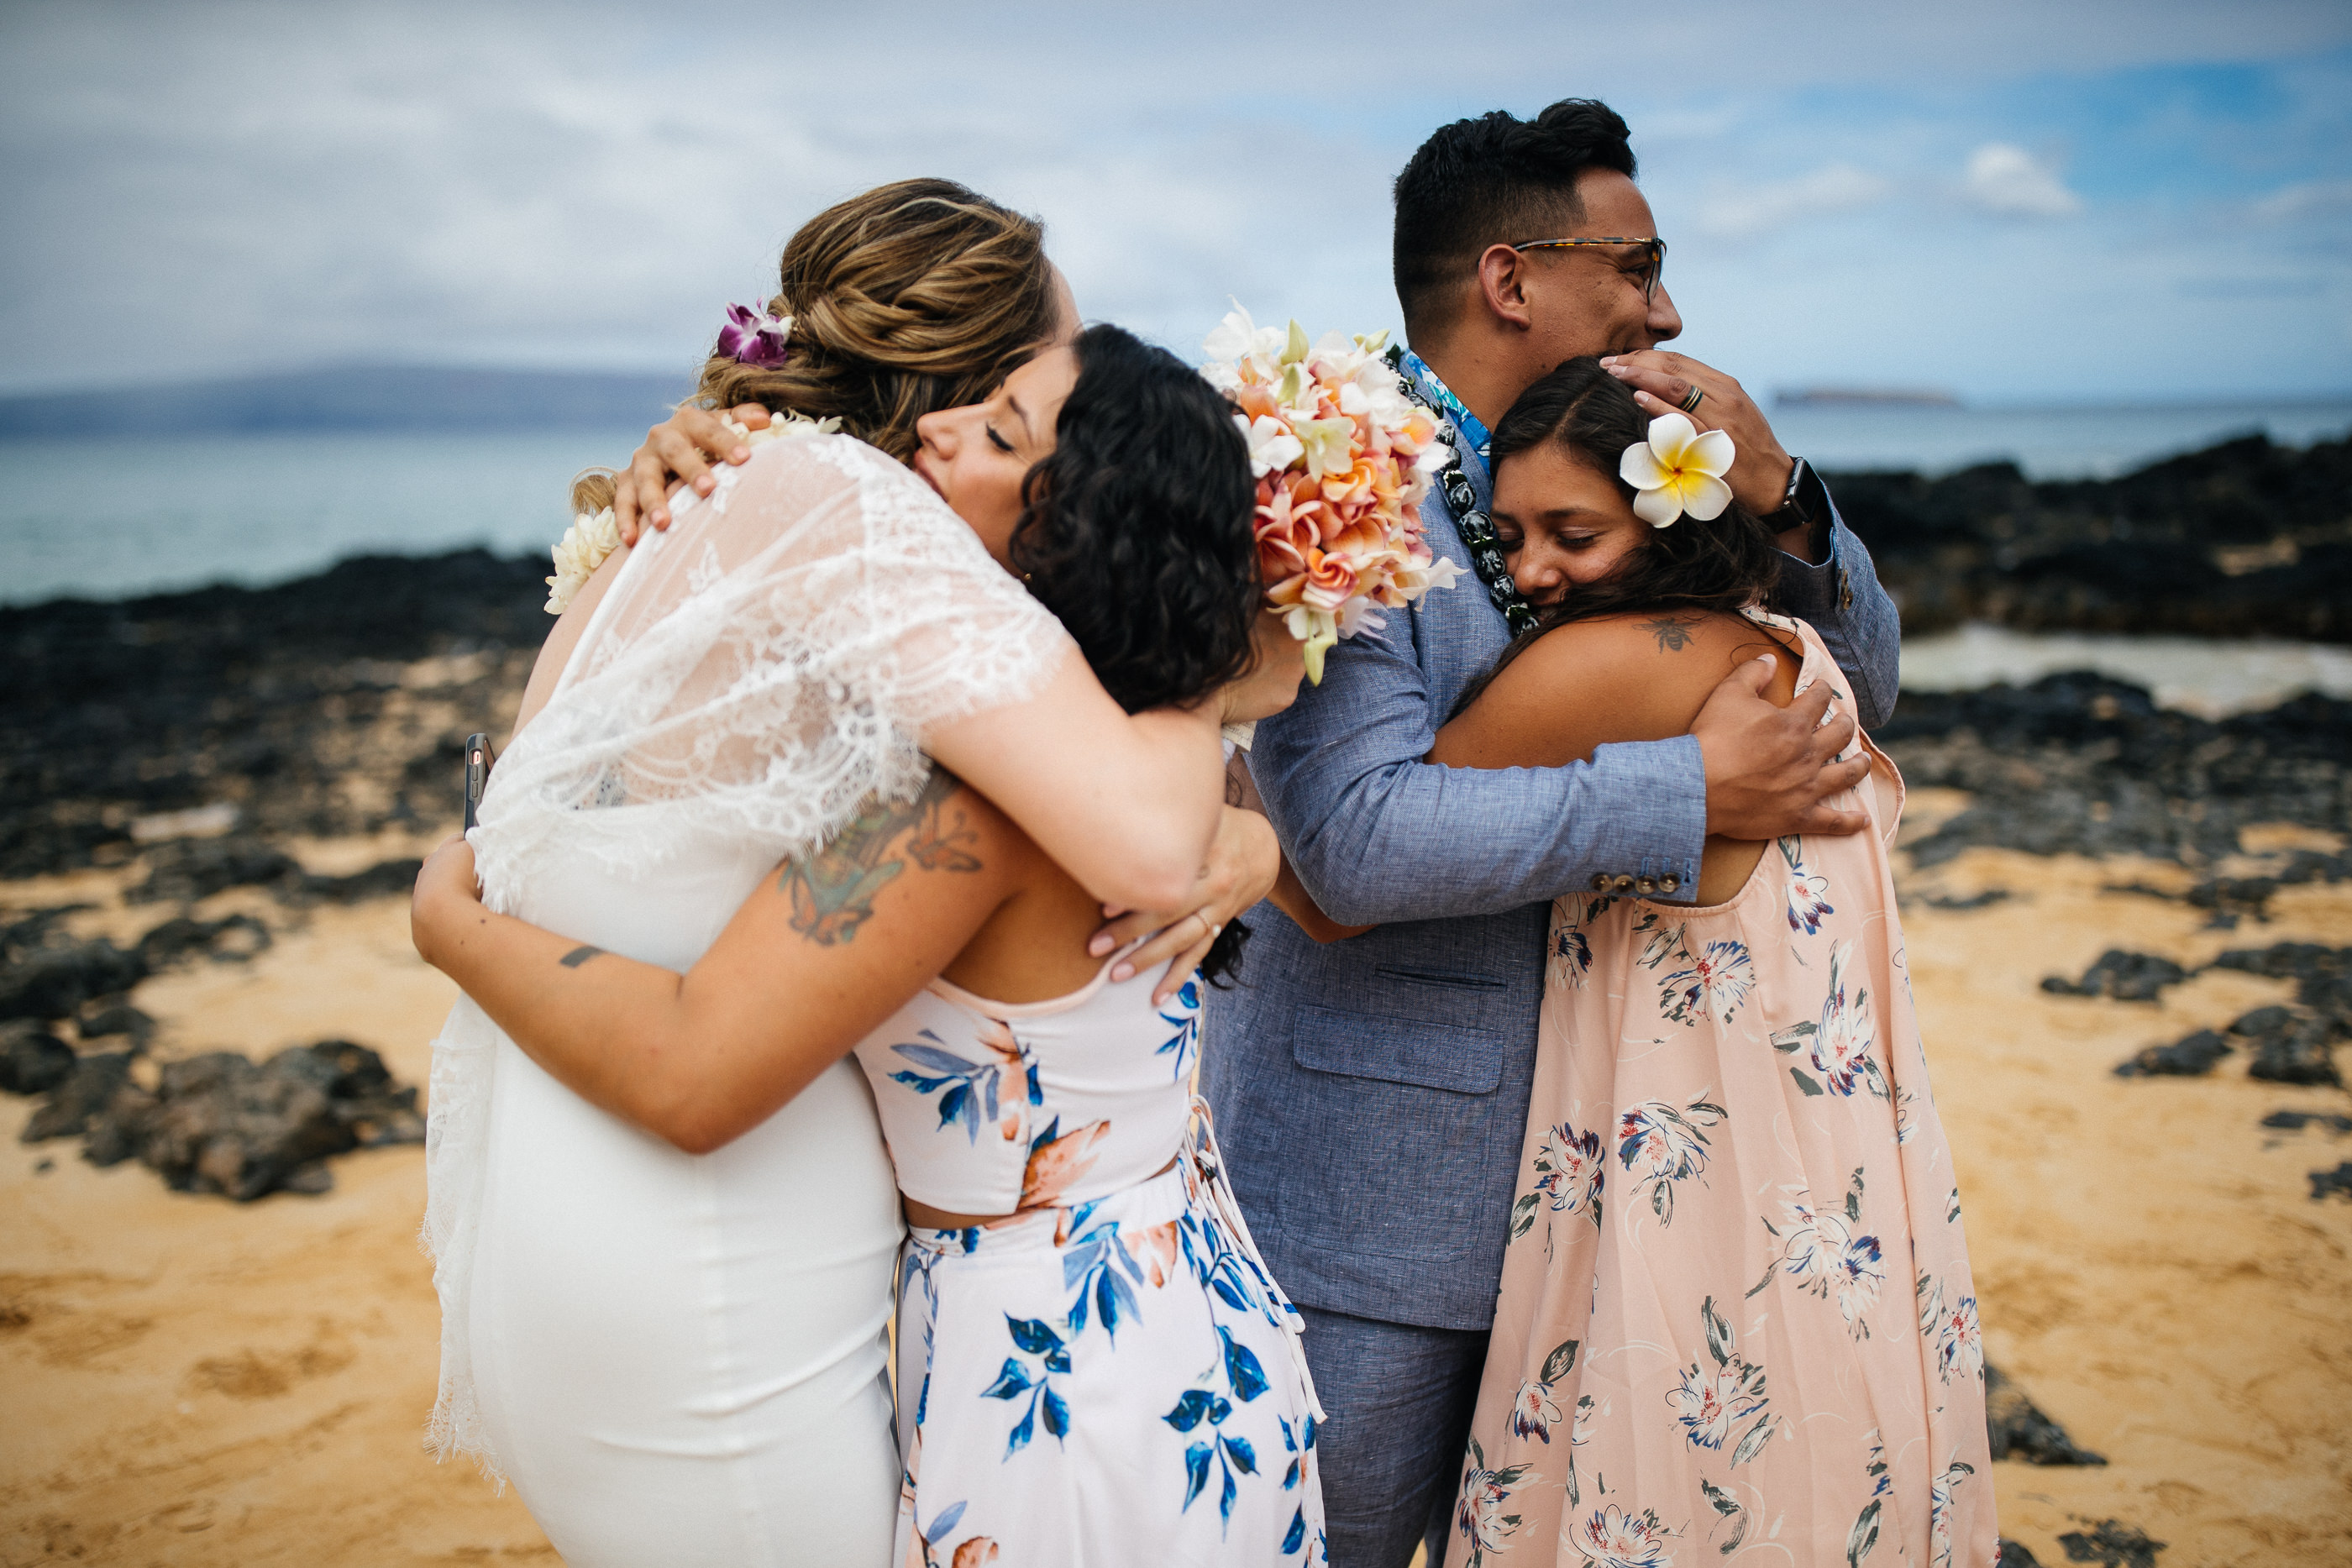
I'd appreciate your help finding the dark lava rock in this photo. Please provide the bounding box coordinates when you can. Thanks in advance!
[0,1024,76,1094]
[128,836,305,905]
[2313,1162,2352,1202]
[2113,1030,2232,1078]
[2263,1109,2352,1134]
[1,904,94,958]
[2,549,542,880]
[305,857,426,904]
[76,1003,155,1045]
[28,1039,423,1200]
[1877,676,2352,873]
[1998,1542,2045,1568]
[0,909,287,1027]
[21,1051,134,1141]
[2042,949,2187,1002]
[1919,889,2013,911]
[2055,1519,2166,1566]
[137,912,271,968]
[2229,1005,2341,1087]
[1985,1361,2107,1466]
[2210,942,2352,1027]
[0,937,146,1023]
[2176,852,2352,926]
[1832,430,2352,642]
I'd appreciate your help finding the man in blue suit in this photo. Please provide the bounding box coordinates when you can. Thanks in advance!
[1200,98,1903,1565]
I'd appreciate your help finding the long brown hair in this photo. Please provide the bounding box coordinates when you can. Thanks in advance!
[1450,358,1788,717]
[1493,356,1782,628]
[573,178,1058,511]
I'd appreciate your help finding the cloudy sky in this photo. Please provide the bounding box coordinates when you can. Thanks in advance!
[4,0,2349,402]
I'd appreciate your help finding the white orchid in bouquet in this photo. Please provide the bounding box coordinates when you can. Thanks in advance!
[1202,306,1465,683]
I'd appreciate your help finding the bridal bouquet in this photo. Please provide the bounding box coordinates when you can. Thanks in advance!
[1202,307,1464,683]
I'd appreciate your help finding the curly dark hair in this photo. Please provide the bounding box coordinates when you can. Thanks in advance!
[1011,323,1261,983]
[1011,323,1259,714]
[1392,99,1636,339]
[1451,359,1785,719]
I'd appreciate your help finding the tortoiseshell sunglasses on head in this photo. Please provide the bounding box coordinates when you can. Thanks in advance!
[1509,236,1667,304]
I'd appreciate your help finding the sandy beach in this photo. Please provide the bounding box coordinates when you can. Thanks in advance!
[3,821,2348,1565]
[4,535,2351,1564]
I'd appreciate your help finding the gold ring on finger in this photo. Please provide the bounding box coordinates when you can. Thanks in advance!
[1678,384,1705,415]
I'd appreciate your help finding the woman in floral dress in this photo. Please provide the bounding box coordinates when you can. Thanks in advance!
[1434,360,1992,1567]
[1275,358,1992,1567]
[415,327,1326,1565]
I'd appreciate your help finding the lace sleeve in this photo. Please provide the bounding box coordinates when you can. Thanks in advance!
[470,433,1070,909]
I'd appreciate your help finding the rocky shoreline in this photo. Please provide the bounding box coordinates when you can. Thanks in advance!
[0,468,2347,1202]
[0,548,540,1198]
[1832,428,2352,642]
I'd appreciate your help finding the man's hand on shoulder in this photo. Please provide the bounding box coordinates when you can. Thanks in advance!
[1693,656,1869,840]
[1599,352,1798,531]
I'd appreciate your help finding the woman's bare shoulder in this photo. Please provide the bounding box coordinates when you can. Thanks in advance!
[1435,611,1796,769]
[1478,611,1749,702]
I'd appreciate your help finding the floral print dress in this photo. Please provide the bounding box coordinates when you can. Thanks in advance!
[852,952,1326,1566]
[1448,616,1994,1568]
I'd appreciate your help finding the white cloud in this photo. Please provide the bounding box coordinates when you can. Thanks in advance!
[0,0,2346,403]
[1697,164,1893,240]
[1961,143,2082,218]
[2253,178,2352,221]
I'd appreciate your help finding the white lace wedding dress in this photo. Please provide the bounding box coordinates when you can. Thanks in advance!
[421,432,1072,1565]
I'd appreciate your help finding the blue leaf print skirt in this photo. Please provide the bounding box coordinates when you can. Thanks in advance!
[893,1144,1327,1565]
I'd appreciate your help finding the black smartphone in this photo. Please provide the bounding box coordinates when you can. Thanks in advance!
[464,732,497,831]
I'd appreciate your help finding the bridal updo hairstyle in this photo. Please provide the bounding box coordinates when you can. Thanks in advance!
[572,178,1058,511]
[702,178,1059,459]
[1391,98,1636,341]
[1490,356,1781,629]
[1011,323,1259,982]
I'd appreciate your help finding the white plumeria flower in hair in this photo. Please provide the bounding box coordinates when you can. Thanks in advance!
[1620,411,1735,527]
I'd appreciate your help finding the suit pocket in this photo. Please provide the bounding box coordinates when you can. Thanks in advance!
[1290,1002,1503,1096]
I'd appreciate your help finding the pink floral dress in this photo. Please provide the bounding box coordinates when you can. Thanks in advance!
[1447,615,1995,1568]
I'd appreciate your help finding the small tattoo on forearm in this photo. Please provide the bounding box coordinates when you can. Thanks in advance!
[559,945,605,968]
[1644,615,1697,652]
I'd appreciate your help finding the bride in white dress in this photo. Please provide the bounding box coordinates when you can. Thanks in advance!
[421,182,1273,1565]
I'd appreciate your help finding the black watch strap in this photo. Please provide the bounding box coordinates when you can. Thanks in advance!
[1767,456,1816,527]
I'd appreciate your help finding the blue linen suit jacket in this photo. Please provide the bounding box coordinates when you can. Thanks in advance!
[1200,431,1900,1333]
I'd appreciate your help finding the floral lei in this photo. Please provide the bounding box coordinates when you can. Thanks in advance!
[1383,345,1539,637]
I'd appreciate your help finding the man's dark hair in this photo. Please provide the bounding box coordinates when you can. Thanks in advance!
[1392,99,1636,339]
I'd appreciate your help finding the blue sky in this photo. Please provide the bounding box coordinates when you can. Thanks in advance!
[3,0,2348,402]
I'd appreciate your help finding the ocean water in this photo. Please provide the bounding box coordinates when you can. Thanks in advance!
[0,427,646,608]
[1766,397,2352,482]
[1898,624,2352,717]
[3,401,2347,610]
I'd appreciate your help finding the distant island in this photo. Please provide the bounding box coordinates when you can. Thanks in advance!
[0,364,696,437]
[1777,387,1963,410]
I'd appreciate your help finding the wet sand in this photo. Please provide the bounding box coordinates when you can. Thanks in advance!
[4,831,2349,1565]
[1,851,552,1565]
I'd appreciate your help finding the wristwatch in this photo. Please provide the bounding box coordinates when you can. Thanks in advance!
[1764,456,1830,557]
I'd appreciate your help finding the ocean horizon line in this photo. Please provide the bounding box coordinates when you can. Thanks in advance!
[2,360,2349,439]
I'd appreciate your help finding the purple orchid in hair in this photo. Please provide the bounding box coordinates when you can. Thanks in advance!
[717,302,793,368]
